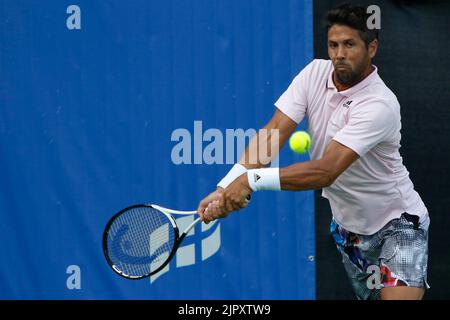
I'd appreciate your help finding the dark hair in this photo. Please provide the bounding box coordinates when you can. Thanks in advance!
[325,3,379,47]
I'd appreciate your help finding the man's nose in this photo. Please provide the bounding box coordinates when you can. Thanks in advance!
[336,45,346,59]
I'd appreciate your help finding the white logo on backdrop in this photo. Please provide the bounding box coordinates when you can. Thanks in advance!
[149,217,221,283]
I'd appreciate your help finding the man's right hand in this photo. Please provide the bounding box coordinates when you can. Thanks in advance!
[197,188,224,223]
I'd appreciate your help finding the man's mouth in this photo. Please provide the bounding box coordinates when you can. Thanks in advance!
[335,64,350,69]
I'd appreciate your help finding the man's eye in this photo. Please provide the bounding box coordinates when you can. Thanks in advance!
[346,42,354,47]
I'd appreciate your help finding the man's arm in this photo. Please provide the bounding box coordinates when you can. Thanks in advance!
[238,109,298,169]
[202,140,359,222]
[197,109,297,218]
[279,140,359,190]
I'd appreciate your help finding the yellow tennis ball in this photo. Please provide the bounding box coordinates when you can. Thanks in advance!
[289,131,311,154]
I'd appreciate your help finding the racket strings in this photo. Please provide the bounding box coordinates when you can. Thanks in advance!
[106,206,176,277]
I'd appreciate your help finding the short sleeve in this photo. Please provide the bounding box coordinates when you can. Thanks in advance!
[274,60,316,124]
[332,102,398,157]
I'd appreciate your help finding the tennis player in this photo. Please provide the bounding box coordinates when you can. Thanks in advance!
[197,4,430,300]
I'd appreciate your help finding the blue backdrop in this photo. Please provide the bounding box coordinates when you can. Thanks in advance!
[0,0,314,299]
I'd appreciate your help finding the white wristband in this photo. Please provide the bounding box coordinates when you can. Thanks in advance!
[217,163,248,189]
[247,168,281,191]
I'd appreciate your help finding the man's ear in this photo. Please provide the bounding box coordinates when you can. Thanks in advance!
[368,39,378,58]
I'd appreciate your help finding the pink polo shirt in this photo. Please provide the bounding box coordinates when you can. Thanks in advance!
[275,59,428,235]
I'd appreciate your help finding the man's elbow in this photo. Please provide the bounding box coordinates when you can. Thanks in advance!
[317,161,339,188]
[319,175,335,188]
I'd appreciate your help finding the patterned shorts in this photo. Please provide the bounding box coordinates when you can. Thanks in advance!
[330,212,430,300]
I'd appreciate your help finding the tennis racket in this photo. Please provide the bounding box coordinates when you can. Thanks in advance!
[102,203,201,279]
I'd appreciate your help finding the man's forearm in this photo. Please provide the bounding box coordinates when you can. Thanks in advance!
[238,113,295,169]
[279,159,333,191]
[247,140,359,192]
[238,126,281,169]
[218,109,296,189]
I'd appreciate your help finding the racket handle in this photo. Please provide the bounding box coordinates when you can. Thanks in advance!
[183,216,202,235]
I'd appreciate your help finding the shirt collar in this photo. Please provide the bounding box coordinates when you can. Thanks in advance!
[327,64,379,97]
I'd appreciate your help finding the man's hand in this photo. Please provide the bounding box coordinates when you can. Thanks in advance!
[197,188,224,223]
[200,173,253,223]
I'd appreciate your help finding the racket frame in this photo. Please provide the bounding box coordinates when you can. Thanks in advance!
[102,204,200,280]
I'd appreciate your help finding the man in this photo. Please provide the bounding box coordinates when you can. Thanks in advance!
[197,4,430,300]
